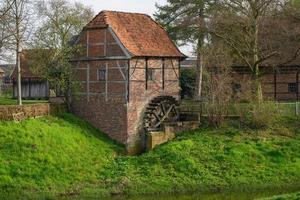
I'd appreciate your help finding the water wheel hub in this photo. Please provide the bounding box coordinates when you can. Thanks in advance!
[143,96,179,132]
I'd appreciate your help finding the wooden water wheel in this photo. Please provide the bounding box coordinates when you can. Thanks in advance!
[143,96,179,132]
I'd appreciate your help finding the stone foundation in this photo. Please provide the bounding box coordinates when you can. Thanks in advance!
[0,103,50,121]
[146,121,199,151]
[146,131,175,151]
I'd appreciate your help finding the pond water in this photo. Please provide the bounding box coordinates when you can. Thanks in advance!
[101,188,300,200]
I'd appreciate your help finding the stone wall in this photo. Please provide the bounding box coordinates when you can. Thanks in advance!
[0,103,50,121]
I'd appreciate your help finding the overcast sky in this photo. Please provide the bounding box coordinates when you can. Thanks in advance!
[0,0,193,64]
[74,0,194,56]
[73,0,167,17]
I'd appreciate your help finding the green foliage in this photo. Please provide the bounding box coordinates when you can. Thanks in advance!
[28,47,79,100]
[180,68,196,99]
[30,0,94,109]
[240,102,279,129]
[154,0,209,46]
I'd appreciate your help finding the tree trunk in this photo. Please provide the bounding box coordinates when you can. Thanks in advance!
[16,45,22,105]
[65,80,72,112]
[254,65,263,103]
[16,8,22,105]
[65,95,71,112]
[253,18,263,103]
[195,49,203,101]
[194,9,205,101]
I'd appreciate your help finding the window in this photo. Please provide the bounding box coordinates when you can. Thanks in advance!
[232,83,242,93]
[98,69,106,81]
[147,69,155,81]
[288,83,297,93]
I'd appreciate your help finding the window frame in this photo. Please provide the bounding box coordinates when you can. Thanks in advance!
[147,68,155,81]
[97,68,107,81]
[288,83,297,93]
[232,83,242,93]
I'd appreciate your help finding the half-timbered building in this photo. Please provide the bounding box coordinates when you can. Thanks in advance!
[71,11,185,154]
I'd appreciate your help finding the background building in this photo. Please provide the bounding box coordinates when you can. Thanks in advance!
[11,51,50,99]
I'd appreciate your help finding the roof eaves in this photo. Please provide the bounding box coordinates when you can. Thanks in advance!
[84,25,108,30]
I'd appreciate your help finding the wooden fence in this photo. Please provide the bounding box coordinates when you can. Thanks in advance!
[179,101,300,117]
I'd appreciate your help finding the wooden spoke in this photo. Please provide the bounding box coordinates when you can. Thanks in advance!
[154,105,174,128]
[161,103,166,115]
[153,112,161,122]
[143,96,179,132]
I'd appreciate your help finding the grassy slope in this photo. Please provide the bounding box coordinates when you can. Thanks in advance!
[0,114,299,198]
[0,114,123,198]
[97,119,300,196]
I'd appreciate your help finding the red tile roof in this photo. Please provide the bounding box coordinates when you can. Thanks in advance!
[86,10,186,58]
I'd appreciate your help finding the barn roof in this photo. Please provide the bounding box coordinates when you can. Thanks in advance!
[86,10,186,58]
[11,50,42,80]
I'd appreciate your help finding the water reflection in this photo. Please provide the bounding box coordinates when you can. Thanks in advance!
[103,189,300,200]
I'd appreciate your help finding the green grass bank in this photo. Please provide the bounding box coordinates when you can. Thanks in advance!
[0,114,299,199]
[0,96,48,105]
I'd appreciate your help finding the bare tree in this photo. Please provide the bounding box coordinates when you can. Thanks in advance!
[0,0,15,59]
[0,0,15,20]
[202,41,233,126]
[6,0,32,105]
[30,0,93,110]
[210,0,300,102]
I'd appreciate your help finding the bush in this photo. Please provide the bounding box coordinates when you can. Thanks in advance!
[205,103,230,127]
[240,102,279,129]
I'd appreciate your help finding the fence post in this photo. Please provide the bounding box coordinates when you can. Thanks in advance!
[296,102,299,116]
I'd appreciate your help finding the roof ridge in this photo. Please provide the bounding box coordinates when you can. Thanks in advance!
[87,11,108,26]
[102,10,150,17]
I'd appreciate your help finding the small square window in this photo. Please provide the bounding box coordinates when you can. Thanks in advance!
[232,83,242,93]
[98,69,106,81]
[147,69,155,81]
[288,83,297,93]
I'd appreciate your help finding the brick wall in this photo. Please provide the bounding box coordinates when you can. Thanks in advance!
[76,28,125,58]
[231,70,300,101]
[72,58,128,144]
[127,58,180,153]
[72,96,128,143]
[72,27,129,144]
